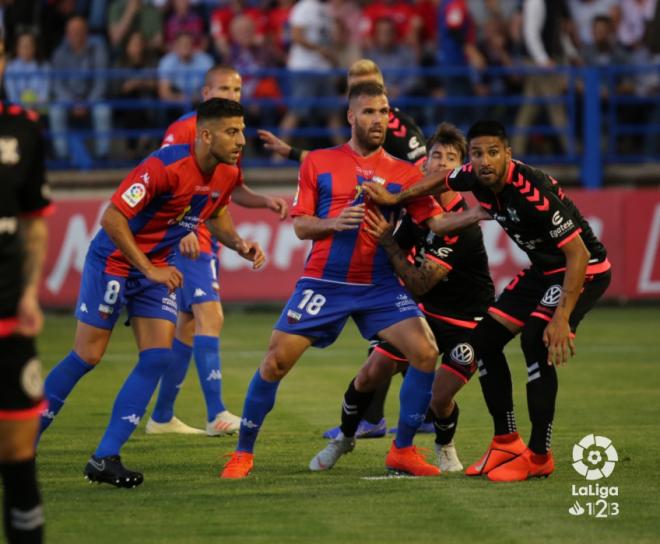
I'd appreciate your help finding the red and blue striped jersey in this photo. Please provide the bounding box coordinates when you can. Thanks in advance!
[89,144,241,277]
[291,144,441,285]
[161,111,243,254]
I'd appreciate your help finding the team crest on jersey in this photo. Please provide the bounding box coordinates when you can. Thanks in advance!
[121,183,147,208]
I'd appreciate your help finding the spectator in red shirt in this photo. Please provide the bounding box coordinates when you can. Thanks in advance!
[163,0,207,52]
[210,0,268,61]
[362,0,416,47]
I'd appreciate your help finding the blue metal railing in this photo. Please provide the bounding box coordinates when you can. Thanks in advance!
[4,64,660,185]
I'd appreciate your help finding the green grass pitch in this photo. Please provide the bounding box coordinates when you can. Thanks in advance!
[24,307,660,543]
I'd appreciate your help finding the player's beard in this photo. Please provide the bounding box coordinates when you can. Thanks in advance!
[355,122,385,153]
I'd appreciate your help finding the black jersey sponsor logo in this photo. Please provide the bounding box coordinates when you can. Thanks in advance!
[550,219,575,239]
[541,285,563,307]
[552,210,564,226]
[450,343,475,366]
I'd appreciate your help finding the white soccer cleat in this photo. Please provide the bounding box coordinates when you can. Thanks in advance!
[309,433,356,471]
[206,410,241,436]
[145,416,205,435]
[435,441,464,472]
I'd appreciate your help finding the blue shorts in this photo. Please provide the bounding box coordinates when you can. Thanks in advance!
[74,253,178,330]
[174,251,220,313]
[274,278,423,348]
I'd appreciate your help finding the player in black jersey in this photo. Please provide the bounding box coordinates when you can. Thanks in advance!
[0,103,51,544]
[258,58,432,438]
[307,123,495,473]
[364,120,611,481]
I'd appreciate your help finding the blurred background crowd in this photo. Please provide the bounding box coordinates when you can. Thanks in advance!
[0,0,659,171]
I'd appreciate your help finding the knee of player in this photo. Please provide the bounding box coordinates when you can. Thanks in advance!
[429,396,454,419]
[409,342,439,371]
[73,349,103,366]
[260,351,288,381]
[194,305,223,336]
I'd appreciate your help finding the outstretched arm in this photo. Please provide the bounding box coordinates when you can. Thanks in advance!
[424,205,490,236]
[363,167,453,206]
[231,184,289,220]
[257,129,309,163]
[206,205,266,269]
[363,209,448,296]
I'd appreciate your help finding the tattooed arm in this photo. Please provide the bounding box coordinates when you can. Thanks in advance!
[364,209,448,297]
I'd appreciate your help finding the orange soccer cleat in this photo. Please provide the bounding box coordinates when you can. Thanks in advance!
[465,432,526,476]
[487,448,555,482]
[220,451,254,479]
[385,442,441,477]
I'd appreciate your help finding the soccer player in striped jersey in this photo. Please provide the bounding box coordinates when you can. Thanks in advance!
[147,65,288,437]
[221,83,487,479]
[38,99,265,488]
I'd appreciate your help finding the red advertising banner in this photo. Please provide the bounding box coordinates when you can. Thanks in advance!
[40,188,660,308]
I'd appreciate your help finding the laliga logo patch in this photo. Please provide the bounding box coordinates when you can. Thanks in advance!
[450,343,474,366]
[121,183,146,208]
[552,210,564,226]
[572,434,618,480]
[541,285,562,307]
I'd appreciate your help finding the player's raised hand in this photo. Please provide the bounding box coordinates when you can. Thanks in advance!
[236,240,266,270]
[257,129,291,159]
[543,317,575,367]
[362,182,398,206]
[363,208,395,241]
[178,231,200,260]
[146,265,183,292]
[332,204,365,231]
[267,197,289,220]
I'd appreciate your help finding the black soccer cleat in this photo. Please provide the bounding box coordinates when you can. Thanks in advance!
[83,455,144,488]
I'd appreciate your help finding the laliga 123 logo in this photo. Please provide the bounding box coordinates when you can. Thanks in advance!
[568,434,620,518]
[572,434,618,480]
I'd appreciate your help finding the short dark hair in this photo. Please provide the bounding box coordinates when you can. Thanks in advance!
[467,120,508,144]
[593,14,612,26]
[348,81,386,102]
[196,97,244,123]
[426,122,467,162]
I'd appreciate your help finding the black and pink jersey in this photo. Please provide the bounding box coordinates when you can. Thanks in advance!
[88,144,241,277]
[385,108,426,166]
[0,104,53,335]
[445,161,609,274]
[394,194,494,326]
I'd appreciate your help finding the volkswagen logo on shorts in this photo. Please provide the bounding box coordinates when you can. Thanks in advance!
[450,343,474,366]
[541,285,562,307]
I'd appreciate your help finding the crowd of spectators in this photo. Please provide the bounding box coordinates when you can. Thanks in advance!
[0,0,659,163]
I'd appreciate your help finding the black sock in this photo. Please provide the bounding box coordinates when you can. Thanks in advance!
[480,351,518,435]
[433,402,459,445]
[1,458,44,544]
[362,375,390,424]
[339,379,376,438]
[463,316,517,436]
[522,318,557,454]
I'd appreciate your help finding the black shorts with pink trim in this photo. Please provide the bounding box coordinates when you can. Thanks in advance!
[370,313,480,383]
[491,264,612,332]
[0,335,45,420]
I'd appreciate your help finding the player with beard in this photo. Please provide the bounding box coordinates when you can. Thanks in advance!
[308,123,495,473]
[363,120,611,481]
[259,58,432,439]
[220,83,487,479]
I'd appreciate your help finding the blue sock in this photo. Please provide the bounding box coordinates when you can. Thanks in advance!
[95,348,172,458]
[236,370,280,453]
[39,351,94,436]
[395,366,435,448]
[151,339,193,423]
[193,335,225,422]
